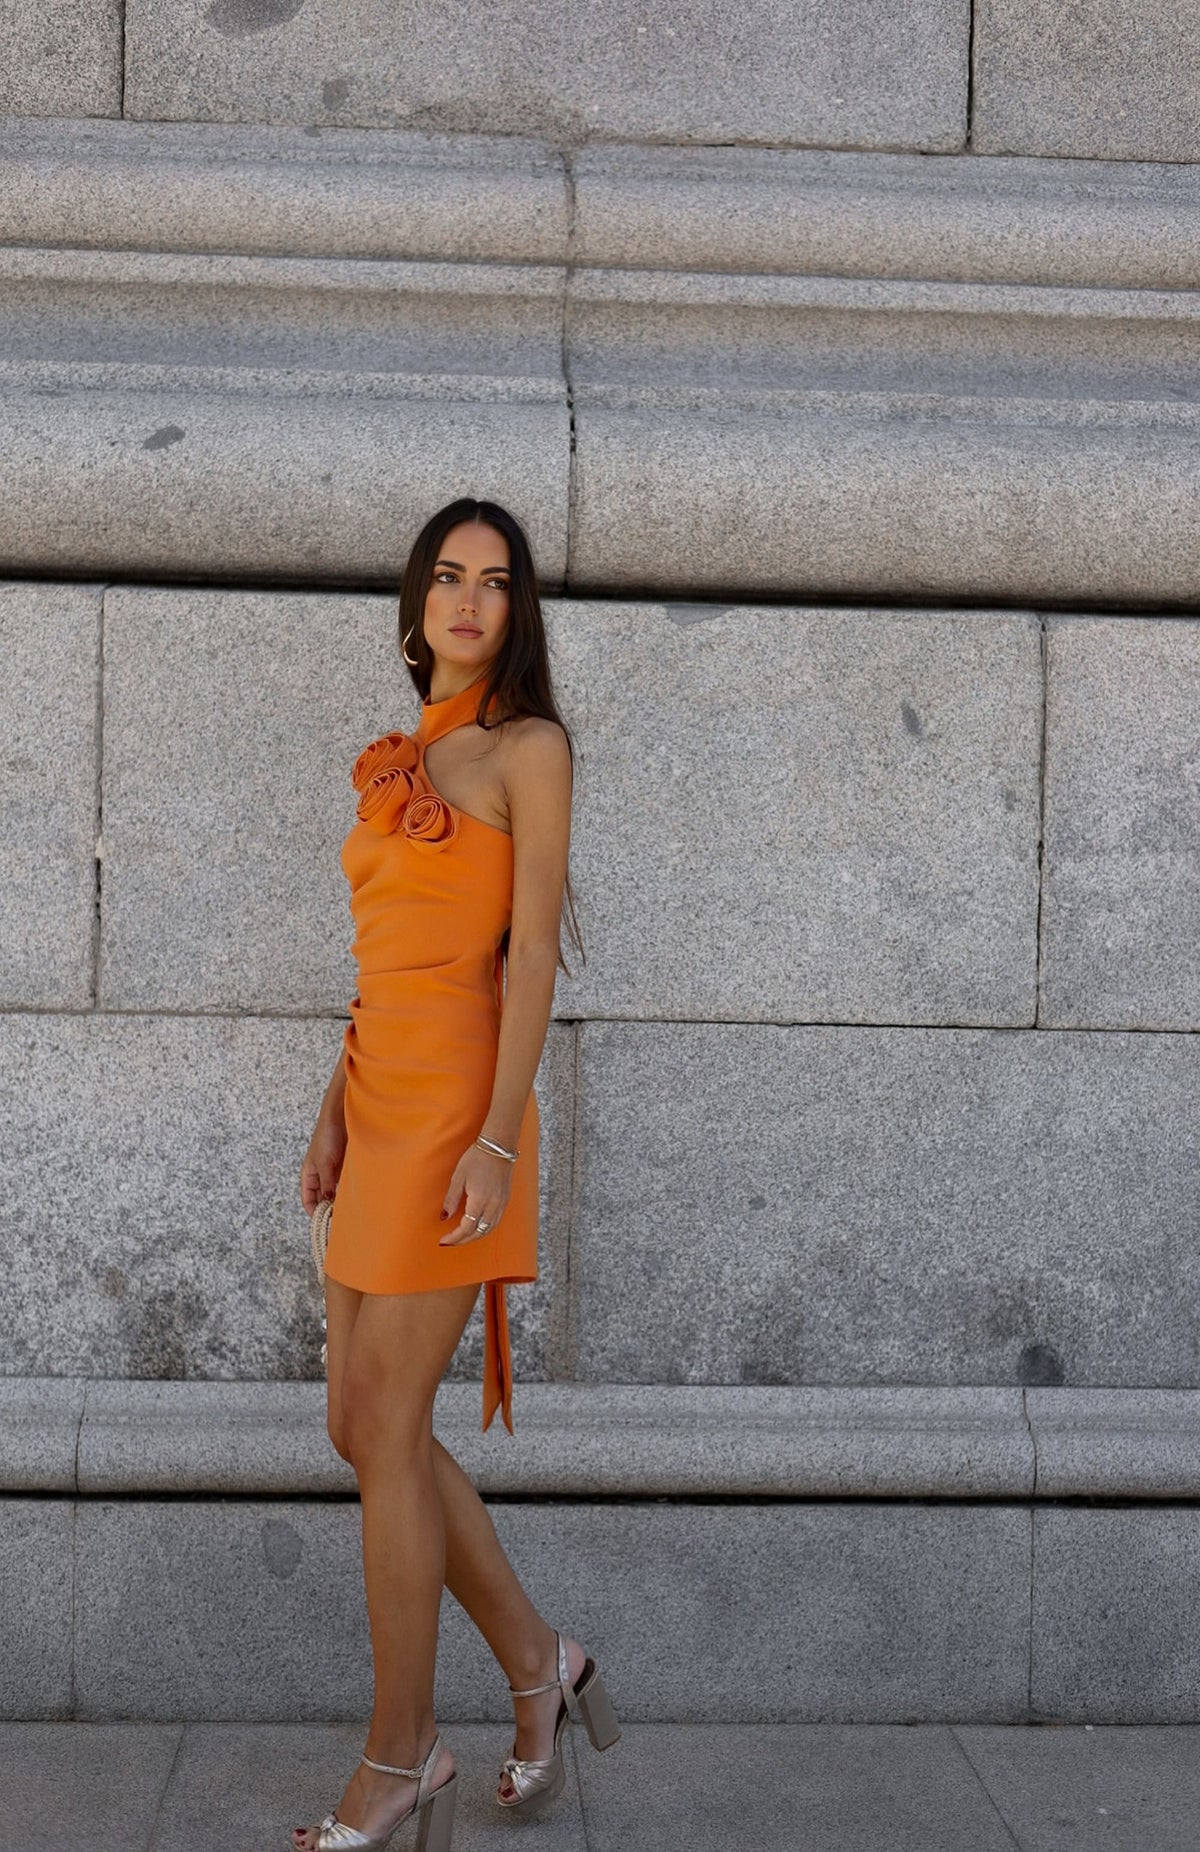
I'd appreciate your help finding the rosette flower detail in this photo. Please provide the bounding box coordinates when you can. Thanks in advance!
[352,731,418,795]
[357,762,422,836]
[402,786,459,850]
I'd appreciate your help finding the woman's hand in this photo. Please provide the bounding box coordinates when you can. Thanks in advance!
[438,1142,513,1245]
[301,1113,347,1214]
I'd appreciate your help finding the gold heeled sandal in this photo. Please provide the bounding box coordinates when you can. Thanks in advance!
[496,1629,621,1815]
[291,1728,458,1851]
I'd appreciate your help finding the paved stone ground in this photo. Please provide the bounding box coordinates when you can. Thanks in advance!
[6,1719,1200,1849]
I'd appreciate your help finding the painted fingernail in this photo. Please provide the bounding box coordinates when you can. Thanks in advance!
[439,1209,447,1219]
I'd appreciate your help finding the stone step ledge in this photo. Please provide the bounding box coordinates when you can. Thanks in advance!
[7,119,1200,292]
[7,1378,1200,1500]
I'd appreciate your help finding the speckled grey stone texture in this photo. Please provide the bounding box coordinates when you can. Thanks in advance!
[569,404,1200,606]
[0,583,100,1010]
[1031,1508,1200,1722]
[100,586,414,1014]
[0,367,567,586]
[0,118,567,260]
[572,141,1200,290]
[576,1721,1021,1852]
[0,1500,74,1717]
[975,0,1200,163]
[0,0,121,116]
[0,1722,182,1843]
[1026,1390,1200,1499]
[65,1380,1034,1496]
[0,1378,84,1491]
[123,0,968,152]
[571,1021,1200,1388]
[953,1721,1200,1847]
[547,601,1041,1026]
[72,1497,1029,1721]
[5,125,1200,601]
[0,1012,570,1387]
[1041,616,1200,1030]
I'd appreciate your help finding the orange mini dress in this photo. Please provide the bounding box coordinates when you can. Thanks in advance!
[322,671,539,1435]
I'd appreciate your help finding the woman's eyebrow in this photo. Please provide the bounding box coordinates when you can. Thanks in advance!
[435,558,510,573]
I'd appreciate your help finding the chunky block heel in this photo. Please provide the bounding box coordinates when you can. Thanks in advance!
[496,1629,621,1813]
[414,1769,457,1852]
[575,1664,621,1752]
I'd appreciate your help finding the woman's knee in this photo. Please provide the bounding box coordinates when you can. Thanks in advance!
[340,1366,434,1464]
[326,1408,353,1462]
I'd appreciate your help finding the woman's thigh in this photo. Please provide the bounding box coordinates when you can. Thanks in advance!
[341,1280,482,1455]
[324,1273,364,1459]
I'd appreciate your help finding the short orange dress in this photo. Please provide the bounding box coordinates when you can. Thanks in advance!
[322,671,539,1435]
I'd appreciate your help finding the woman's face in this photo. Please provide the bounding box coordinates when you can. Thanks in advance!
[423,520,511,670]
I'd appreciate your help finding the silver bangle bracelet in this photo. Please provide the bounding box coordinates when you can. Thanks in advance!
[475,1133,518,1163]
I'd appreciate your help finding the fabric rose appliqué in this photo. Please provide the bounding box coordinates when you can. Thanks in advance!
[353,733,421,837]
[352,731,417,794]
[402,787,459,851]
[358,763,422,836]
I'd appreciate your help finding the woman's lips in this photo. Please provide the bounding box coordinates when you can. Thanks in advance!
[450,626,482,635]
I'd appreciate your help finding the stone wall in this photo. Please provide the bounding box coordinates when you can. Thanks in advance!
[5,0,1200,1728]
[10,1,1200,164]
[6,581,1200,1395]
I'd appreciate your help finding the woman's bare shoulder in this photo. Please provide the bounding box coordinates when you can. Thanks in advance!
[498,712,572,794]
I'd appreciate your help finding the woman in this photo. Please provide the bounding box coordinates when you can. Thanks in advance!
[292,499,620,1852]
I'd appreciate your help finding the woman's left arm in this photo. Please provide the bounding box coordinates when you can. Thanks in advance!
[480,717,574,1149]
[438,717,573,1243]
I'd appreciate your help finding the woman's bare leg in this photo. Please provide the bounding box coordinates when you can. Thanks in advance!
[428,1433,588,1798]
[292,1279,475,1850]
[320,1276,587,1807]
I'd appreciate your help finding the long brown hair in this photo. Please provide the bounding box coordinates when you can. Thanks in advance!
[397,497,586,977]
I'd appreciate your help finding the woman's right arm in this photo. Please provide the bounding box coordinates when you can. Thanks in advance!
[300,1038,350,1213]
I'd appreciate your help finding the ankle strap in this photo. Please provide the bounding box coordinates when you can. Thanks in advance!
[508,1676,560,1696]
[361,1727,443,1806]
[507,1631,585,1725]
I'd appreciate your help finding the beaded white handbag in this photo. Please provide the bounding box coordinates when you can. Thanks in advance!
[309,1197,334,1368]
[309,1195,334,1283]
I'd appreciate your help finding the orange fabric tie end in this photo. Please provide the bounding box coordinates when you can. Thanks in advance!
[482,1279,514,1434]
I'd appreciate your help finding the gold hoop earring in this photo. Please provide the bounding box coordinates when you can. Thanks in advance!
[401,624,418,667]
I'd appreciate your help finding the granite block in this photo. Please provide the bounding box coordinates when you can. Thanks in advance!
[0,582,101,1009]
[0,1378,85,1491]
[572,1021,1200,1388]
[73,1497,1029,1721]
[570,403,1200,607]
[0,117,567,261]
[68,1380,1033,1497]
[577,1721,1018,1851]
[547,601,1041,1026]
[1026,1390,1200,1500]
[77,1379,355,1495]
[954,1720,1200,1849]
[1032,1508,1200,1722]
[975,0,1200,163]
[0,1499,74,1718]
[0,378,568,585]
[0,1012,571,1387]
[124,0,968,153]
[572,141,1200,290]
[1041,615,1200,1030]
[0,1,121,116]
[0,1722,181,1844]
